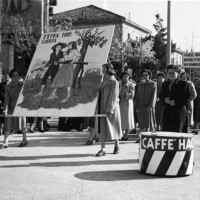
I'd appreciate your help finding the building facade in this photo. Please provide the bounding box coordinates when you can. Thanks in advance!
[171,48,184,66]
[1,4,151,78]
[53,5,151,64]
[0,0,42,77]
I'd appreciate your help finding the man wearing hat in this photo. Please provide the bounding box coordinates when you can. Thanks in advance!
[35,42,66,97]
[160,64,190,133]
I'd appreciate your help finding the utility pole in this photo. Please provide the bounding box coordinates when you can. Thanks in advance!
[0,0,2,80]
[42,0,49,33]
[166,0,171,68]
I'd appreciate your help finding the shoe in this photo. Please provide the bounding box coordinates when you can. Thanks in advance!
[95,150,106,157]
[18,141,28,147]
[85,140,93,145]
[192,130,199,135]
[44,128,49,132]
[95,138,100,143]
[1,143,8,149]
[113,146,119,154]
[135,139,139,143]
[30,129,34,133]
[47,95,58,100]
[47,96,54,100]
[60,97,70,103]
[38,129,45,133]
[17,130,22,134]
[121,136,128,141]
[129,129,136,134]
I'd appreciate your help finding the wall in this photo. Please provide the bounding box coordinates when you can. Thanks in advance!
[122,23,148,42]
[171,51,183,66]
[1,0,42,75]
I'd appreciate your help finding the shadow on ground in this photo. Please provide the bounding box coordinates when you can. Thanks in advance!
[0,154,92,161]
[0,159,138,168]
[3,132,138,148]
[74,170,162,181]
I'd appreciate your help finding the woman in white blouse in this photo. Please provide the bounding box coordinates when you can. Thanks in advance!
[49,41,81,102]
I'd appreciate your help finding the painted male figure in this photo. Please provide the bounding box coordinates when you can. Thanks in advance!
[160,65,190,133]
[35,42,66,97]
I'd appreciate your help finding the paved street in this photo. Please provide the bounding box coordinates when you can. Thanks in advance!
[0,126,200,200]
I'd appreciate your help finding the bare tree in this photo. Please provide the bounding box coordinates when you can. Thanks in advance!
[1,14,41,59]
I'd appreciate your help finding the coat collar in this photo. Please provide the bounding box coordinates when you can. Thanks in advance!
[167,78,180,85]
[142,79,153,85]
[9,80,23,88]
[120,80,129,89]
[101,75,115,89]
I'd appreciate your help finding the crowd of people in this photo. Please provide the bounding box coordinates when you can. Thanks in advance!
[0,63,200,156]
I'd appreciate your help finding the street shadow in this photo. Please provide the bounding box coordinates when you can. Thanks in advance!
[0,159,138,168]
[0,153,92,161]
[1,132,91,148]
[0,138,88,148]
[2,132,137,148]
[74,170,161,181]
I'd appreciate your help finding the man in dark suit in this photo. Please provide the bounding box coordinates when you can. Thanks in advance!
[160,65,190,133]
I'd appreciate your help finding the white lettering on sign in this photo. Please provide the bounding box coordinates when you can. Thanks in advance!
[168,139,174,150]
[62,32,72,37]
[142,138,147,148]
[147,138,154,149]
[141,137,193,151]
[161,138,167,149]
[178,138,194,150]
[183,51,200,68]
[179,139,185,150]
[155,138,160,149]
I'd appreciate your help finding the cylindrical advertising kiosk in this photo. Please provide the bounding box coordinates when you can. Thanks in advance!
[139,132,194,176]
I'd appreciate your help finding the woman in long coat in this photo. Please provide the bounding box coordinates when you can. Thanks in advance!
[119,71,135,140]
[135,69,157,132]
[1,69,27,148]
[96,63,122,157]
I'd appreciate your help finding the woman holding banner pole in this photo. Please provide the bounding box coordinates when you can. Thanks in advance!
[95,63,122,157]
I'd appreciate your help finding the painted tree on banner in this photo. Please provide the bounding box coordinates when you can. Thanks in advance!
[72,28,108,89]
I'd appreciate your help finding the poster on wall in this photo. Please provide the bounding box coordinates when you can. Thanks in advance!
[13,25,115,117]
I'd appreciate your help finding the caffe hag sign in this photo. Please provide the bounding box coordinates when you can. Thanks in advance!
[141,136,194,151]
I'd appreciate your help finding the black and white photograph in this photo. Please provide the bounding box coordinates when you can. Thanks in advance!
[0,0,200,200]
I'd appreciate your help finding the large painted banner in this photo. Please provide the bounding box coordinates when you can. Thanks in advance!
[13,25,115,117]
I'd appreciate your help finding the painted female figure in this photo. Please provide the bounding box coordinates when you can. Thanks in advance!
[50,41,81,102]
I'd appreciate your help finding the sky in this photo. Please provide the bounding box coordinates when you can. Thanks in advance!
[54,0,200,52]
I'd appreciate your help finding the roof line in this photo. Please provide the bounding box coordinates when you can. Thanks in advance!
[54,5,125,19]
[54,5,151,33]
[125,19,152,34]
